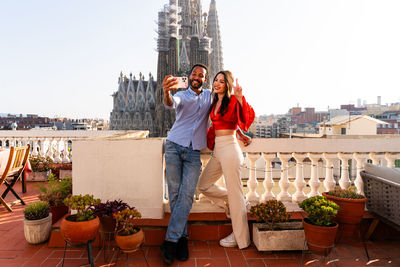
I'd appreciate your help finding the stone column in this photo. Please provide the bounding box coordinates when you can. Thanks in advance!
[307,153,322,197]
[353,152,368,195]
[292,153,307,203]
[246,153,260,205]
[261,153,275,202]
[338,152,352,190]
[322,153,336,192]
[277,153,292,202]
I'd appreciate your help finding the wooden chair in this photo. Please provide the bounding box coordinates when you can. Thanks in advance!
[0,145,30,212]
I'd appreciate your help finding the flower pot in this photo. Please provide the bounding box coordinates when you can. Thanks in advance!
[302,218,338,255]
[322,192,367,237]
[24,213,52,244]
[60,215,100,245]
[252,222,306,251]
[50,205,69,224]
[115,228,144,252]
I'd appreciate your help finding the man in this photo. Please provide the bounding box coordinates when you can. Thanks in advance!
[160,64,212,265]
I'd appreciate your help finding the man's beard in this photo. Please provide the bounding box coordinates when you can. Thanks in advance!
[189,79,203,89]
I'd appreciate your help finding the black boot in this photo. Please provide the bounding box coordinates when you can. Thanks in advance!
[160,240,177,265]
[176,236,189,261]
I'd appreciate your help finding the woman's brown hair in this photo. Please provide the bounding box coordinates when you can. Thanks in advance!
[211,70,234,116]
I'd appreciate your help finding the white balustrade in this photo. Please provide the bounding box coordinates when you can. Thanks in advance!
[338,152,352,190]
[277,153,292,202]
[307,153,322,197]
[246,153,261,204]
[292,153,307,203]
[0,130,126,163]
[261,153,275,202]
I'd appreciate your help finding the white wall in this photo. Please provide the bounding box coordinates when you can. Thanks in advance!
[72,138,164,219]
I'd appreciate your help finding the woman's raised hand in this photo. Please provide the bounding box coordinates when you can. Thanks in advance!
[233,78,243,104]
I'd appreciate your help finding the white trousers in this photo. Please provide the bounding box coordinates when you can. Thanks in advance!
[197,135,250,249]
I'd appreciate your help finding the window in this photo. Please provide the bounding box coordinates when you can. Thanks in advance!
[341,128,346,135]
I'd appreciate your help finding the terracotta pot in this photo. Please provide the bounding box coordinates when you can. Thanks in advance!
[323,192,367,237]
[302,218,338,254]
[115,228,144,252]
[50,205,69,224]
[99,215,116,233]
[60,215,100,245]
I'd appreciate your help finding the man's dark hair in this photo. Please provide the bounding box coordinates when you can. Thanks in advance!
[190,63,208,77]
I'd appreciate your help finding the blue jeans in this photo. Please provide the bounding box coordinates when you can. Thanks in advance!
[165,140,202,242]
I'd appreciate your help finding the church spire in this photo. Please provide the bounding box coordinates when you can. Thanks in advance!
[207,0,223,80]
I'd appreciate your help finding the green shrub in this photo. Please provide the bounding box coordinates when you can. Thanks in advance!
[250,200,291,230]
[64,194,100,222]
[29,155,54,172]
[38,176,72,206]
[24,201,50,220]
[114,208,142,236]
[299,196,340,226]
[325,186,365,199]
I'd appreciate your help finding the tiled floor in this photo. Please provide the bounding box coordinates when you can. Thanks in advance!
[1,181,400,267]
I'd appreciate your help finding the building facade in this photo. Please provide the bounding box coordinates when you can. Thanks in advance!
[110,0,223,136]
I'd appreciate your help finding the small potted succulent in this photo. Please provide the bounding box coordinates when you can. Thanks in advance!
[323,186,367,237]
[37,175,72,224]
[250,200,305,251]
[114,207,143,252]
[299,196,340,254]
[23,201,52,244]
[91,200,131,233]
[60,194,101,245]
[29,155,54,181]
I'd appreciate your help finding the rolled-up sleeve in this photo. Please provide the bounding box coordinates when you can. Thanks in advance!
[164,93,182,110]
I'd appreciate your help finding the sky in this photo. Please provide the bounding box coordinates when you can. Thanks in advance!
[1,0,400,120]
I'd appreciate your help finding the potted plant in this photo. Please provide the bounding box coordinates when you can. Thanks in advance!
[323,186,367,238]
[250,200,306,251]
[60,194,101,245]
[299,196,340,254]
[29,155,54,181]
[37,175,72,224]
[91,200,131,233]
[23,201,52,244]
[113,207,143,252]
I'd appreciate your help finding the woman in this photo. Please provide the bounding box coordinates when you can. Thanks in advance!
[197,70,255,249]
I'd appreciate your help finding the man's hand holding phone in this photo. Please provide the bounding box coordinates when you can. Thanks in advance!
[163,76,188,93]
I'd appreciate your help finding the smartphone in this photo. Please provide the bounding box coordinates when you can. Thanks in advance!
[176,77,188,88]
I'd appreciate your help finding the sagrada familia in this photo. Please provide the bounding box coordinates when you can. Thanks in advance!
[110,0,223,136]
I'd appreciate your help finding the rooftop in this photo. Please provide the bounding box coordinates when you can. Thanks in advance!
[1,181,400,267]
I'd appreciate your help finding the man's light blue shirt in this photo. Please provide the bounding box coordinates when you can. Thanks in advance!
[165,87,213,150]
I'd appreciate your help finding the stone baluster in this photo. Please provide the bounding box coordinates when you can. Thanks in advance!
[261,153,275,202]
[246,153,260,205]
[62,139,71,163]
[31,139,39,156]
[338,152,352,190]
[307,153,322,197]
[322,153,336,192]
[0,138,5,148]
[353,153,368,195]
[369,152,384,166]
[292,153,307,203]
[10,138,15,147]
[46,138,55,161]
[53,138,63,163]
[38,138,45,157]
[277,153,292,202]
[385,152,397,168]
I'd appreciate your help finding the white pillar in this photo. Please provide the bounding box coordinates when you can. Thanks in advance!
[307,153,322,197]
[292,153,307,203]
[246,153,260,204]
[385,152,397,168]
[261,153,275,202]
[353,153,368,195]
[39,138,46,157]
[277,153,292,202]
[369,152,384,166]
[54,138,63,163]
[322,153,336,192]
[338,152,352,190]
[46,138,55,161]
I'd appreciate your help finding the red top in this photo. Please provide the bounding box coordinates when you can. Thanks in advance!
[207,95,255,150]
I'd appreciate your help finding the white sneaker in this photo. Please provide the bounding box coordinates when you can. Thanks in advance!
[219,232,237,247]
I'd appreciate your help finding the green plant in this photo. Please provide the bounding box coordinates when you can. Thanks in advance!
[325,186,365,199]
[299,196,340,226]
[113,208,142,236]
[24,201,50,220]
[29,155,54,172]
[64,194,100,222]
[37,175,72,206]
[91,200,131,218]
[250,200,291,230]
